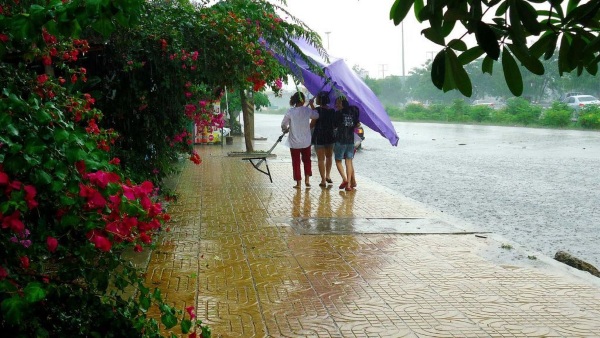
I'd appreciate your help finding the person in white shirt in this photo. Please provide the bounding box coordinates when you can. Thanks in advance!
[281,92,318,188]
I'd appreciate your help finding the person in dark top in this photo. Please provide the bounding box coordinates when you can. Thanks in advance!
[333,96,360,191]
[310,91,336,187]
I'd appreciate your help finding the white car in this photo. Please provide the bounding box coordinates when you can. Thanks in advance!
[564,95,600,111]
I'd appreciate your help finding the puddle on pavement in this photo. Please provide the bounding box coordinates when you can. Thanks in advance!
[274,217,476,235]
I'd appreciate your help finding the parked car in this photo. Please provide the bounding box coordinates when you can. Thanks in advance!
[563,95,600,111]
[472,100,495,108]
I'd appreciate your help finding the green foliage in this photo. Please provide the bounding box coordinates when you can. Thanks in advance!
[578,105,600,129]
[389,0,600,97]
[540,102,572,127]
[502,97,542,125]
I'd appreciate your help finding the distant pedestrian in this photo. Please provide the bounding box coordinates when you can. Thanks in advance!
[334,96,360,191]
[310,91,336,187]
[281,92,319,188]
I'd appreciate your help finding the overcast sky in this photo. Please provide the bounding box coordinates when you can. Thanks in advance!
[275,0,443,78]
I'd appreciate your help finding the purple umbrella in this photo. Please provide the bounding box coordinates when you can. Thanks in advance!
[272,38,399,146]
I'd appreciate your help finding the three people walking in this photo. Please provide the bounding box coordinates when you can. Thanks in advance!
[281,92,360,191]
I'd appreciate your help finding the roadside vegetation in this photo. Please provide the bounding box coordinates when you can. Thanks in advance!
[385,98,600,129]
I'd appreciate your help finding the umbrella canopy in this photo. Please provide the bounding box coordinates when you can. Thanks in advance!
[273,38,399,146]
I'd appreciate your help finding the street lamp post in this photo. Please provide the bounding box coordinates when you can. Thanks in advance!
[325,31,331,50]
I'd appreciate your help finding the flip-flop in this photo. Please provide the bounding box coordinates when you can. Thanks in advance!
[339,181,348,189]
[326,178,333,184]
[319,183,327,187]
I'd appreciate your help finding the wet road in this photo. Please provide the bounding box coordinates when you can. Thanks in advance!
[255,114,600,269]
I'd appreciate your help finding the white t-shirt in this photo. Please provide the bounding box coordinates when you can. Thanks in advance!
[281,106,318,149]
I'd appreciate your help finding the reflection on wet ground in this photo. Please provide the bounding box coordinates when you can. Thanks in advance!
[145,139,600,337]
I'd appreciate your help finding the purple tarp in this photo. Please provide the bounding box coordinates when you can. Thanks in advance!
[273,38,399,146]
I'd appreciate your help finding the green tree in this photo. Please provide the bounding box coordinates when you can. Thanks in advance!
[390,0,600,97]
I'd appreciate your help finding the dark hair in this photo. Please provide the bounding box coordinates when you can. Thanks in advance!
[316,91,330,105]
[289,92,305,106]
[336,96,349,109]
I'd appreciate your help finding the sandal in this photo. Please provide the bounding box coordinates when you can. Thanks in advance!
[339,181,348,189]
[326,178,333,184]
[345,186,353,191]
[319,182,327,187]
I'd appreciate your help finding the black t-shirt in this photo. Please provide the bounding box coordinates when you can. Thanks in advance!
[312,106,336,145]
[335,106,360,144]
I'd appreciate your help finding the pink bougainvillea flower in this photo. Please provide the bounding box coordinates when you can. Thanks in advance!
[20,256,30,269]
[133,244,142,252]
[37,74,49,84]
[85,170,120,188]
[41,55,52,66]
[89,232,112,252]
[46,236,58,253]
[188,332,197,338]
[71,74,78,83]
[139,232,151,244]
[109,157,121,165]
[0,34,9,43]
[185,306,196,320]
[87,190,108,209]
[0,171,8,185]
[0,266,7,280]
[23,185,38,209]
[75,160,86,175]
[2,211,24,234]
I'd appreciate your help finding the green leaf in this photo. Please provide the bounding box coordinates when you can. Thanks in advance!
[447,39,467,52]
[516,0,542,35]
[92,16,115,37]
[390,0,416,25]
[24,282,46,303]
[458,46,484,64]
[414,0,425,20]
[6,124,20,137]
[33,170,53,185]
[475,21,500,60]
[431,50,446,90]
[586,59,598,75]
[161,313,177,329]
[530,33,554,58]
[66,148,87,163]
[1,297,26,324]
[558,33,572,75]
[495,1,509,16]
[11,15,35,40]
[446,49,472,97]
[506,43,545,75]
[442,52,457,93]
[180,319,192,334]
[86,0,102,16]
[422,27,445,46]
[502,47,523,96]
[54,129,70,143]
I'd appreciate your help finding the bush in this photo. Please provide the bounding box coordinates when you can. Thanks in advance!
[403,103,429,120]
[578,105,600,129]
[540,102,572,127]
[502,97,541,125]
[469,105,494,122]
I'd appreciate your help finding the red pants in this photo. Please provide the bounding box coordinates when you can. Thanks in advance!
[290,146,312,181]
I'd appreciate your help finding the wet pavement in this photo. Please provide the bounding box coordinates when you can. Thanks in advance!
[256,115,600,269]
[146,137,600,337]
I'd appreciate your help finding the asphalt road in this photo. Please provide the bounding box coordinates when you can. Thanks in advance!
[255,114,600,269]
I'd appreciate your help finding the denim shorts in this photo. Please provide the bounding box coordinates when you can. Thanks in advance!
[334,143,355,160]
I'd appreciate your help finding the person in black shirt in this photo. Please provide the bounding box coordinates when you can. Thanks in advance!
[310,91,336,187]
[333,96,360,191]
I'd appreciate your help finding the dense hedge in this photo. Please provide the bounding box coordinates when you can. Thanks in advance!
[387,98,600,129]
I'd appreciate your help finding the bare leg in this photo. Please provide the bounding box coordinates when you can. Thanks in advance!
[345,158,354,190]
[316,147,326,185]
[324,145,333,182]
[335,159,347,186]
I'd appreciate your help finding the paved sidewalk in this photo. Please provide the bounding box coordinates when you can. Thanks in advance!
[146,138,600,337]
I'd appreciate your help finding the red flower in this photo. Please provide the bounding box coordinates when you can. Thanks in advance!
[20,256,30,269]
[71,74,78,83]
[0,34,9,43]
[185,306,196,320]
[134,244,142,252]
[23,185,38,209]
[0,171,8,185]
[85,170,120,188]
[0,266,7,280]
[89,232,112,252]
[46,236,58,253]
[37,74,49,84]
[42,55,52,66]
[139,232,151,244]
[2,211,24,234]
[109,157,121,165]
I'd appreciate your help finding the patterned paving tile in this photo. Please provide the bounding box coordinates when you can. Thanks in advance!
[144,143,600,337]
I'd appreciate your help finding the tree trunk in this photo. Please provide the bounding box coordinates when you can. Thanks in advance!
[240,89,255,152]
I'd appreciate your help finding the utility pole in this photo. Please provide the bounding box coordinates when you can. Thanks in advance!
[426,51,436,61]
[401,22,405,77]
[378,64,388,78]
[325,31,331,50]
